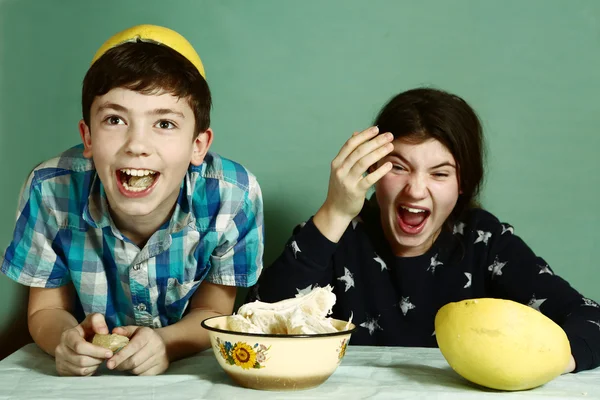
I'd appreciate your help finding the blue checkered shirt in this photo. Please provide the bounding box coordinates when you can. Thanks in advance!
[1,145,264,330]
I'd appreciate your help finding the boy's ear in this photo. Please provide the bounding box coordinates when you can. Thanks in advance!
[190,128,214,166]
[79,119,93,158]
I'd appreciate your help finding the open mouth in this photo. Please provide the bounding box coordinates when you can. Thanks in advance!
[116,168,159,194]
[397,205,430,234]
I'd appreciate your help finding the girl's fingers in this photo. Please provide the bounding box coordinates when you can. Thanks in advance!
[332,126,380,169]
[344,132,393,176]
[347,140,394,181]
[359,162,393,189]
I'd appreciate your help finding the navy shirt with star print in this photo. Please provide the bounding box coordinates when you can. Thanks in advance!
[247,197,600,372]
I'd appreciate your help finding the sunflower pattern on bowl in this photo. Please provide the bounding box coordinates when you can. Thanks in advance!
[216,337,271,369]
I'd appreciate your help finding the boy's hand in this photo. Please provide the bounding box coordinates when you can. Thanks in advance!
[314,126,394,242]
[107,326,169,376]
[54,313,113,376]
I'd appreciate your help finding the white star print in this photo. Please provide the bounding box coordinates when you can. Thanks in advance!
[453,222,465,235]
[291,240,301,259]
[538,264,553,275]
[337,267,355,292]
[528,295,547,311]
[373,253,387,271]
[501,224,514,235]
[475,230,492,245]
[487,256,507,278]
[399,296,416,316]
[582,298,600,308]
[427,254,443,274]
[464,272,472,288]
[431,330,436,336]
[296,284,315,296]
[299,221,307,228]
[587,320,600,330]
[360,315,382,335]
[351,217,362,229]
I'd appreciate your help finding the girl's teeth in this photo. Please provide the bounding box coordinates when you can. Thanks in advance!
[402,206,426,213]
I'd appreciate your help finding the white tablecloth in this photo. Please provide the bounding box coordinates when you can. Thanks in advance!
[0,344,598,399]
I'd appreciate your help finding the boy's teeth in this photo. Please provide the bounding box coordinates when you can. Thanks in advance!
[121,168,156,177]
[122,181,152,192]
[401,206,426,213]
[120,169,157,192]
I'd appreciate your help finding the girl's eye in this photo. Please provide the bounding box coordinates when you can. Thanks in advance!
[155,120,176,129]
[392,164,406,171]
[106,116,124,125]
[433,173,449,178]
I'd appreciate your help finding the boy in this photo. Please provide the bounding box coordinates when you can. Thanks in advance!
[1,25,264,376]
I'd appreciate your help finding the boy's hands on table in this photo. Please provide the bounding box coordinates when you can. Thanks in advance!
[107,326,169,376]
[54,313,113,376]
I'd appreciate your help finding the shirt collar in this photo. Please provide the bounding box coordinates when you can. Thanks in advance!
[82,170,197,235]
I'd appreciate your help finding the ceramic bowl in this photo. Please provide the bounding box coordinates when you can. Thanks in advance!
[201,315,356,391]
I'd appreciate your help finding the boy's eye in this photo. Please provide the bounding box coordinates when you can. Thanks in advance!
[155,120,176,129]
[106,116,124,125]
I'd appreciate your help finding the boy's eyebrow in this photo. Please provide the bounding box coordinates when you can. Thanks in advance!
[95,103,185,119]
[150,108,186,119]
[96,102,128,114]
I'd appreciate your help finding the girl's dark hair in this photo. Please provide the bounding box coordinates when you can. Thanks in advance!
[82,41,211,135]
[374,88,485,230]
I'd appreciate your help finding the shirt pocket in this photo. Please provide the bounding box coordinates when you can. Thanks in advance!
[164,277,202,322]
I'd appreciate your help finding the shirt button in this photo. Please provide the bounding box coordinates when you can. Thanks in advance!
[137,303,146,312]
[133,264,141,271]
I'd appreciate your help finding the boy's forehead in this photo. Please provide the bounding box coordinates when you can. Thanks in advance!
[92,87,193,114]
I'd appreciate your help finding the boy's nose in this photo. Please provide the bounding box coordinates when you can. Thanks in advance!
[124,125,151,157]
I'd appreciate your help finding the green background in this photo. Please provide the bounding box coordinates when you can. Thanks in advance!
[1,0,598,358]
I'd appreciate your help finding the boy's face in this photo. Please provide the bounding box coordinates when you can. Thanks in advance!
[79,87,212,229]
[373,138,460,257]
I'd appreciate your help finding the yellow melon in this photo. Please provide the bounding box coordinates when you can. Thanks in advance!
[435,298,571,391]
[91,24,205,78]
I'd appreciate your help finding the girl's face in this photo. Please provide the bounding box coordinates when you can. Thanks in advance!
[373,137,460,257]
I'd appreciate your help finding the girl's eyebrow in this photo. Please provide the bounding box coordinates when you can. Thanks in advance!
[388,153,456,169]
[430,161,457,169]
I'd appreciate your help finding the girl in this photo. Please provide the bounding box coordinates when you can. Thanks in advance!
[250,88,600,373]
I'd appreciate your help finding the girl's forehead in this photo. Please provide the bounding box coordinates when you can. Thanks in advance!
[392,138,455,161]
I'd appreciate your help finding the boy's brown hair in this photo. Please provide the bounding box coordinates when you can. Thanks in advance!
[82,41,212,136]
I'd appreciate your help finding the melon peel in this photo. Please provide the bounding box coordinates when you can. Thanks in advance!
[435,298,571,391]
[91,24,205,78]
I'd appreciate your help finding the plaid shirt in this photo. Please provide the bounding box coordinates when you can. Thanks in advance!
[1,145,264,330]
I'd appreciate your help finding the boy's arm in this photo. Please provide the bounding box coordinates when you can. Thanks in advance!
[28,285,78,355]
[157,281,236,361]
[29,285,112,376]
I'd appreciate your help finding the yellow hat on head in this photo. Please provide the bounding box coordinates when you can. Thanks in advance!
[90,24,206,78]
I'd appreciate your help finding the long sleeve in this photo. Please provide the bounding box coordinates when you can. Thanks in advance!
[482,213,600,372]
[249,218,339,303]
